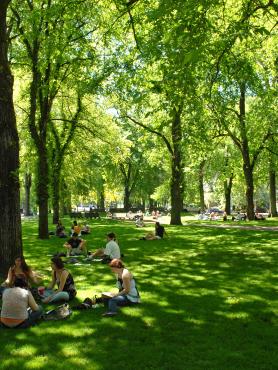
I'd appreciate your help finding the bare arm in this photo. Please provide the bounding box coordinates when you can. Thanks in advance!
[28,269,42,284]
[115,271,131,296]
[47,270,56,289]
[55,270,69,292]
[28,291,39,311]
[3,267,13,285]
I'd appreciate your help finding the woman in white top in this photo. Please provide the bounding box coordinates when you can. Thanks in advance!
[102,259,140,317]
[0,277,42,328]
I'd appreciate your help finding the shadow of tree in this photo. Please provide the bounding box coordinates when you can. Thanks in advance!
[0,220,277,369]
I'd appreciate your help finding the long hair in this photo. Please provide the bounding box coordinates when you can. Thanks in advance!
[12,255,30,274]
[51,256,64,269]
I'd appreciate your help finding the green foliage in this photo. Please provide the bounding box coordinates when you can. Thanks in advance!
[9,0,278,215]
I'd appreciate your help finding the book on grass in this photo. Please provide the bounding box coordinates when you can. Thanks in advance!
[101,291,115,298]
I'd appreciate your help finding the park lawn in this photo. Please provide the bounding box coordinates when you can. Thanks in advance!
[0,218,277,370]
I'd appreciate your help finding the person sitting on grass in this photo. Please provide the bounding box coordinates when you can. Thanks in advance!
[41,257,76,304]
[0,277,43,328]
[81,224,91,235]
[101,259,140,317]
[56,220,67,238]
[141,222,167,240]
[70,220,81,236]
[63,232,87,257]
[1,255,41,295]
[89,232,121,262]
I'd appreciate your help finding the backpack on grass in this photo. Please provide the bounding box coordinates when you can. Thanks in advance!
[42,304,72,321]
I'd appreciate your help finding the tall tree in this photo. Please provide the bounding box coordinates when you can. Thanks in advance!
[0,0,22,277]
[10,0,109,237]
[49,94,82,224]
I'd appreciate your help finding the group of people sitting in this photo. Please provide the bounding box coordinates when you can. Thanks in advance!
[53,220,91,238]
[0,230,141,328]
[62,231,120,261]
[0,217,169,329]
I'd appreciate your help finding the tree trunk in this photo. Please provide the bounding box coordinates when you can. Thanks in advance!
[123,185,131,211]
[51,159,63,224]
[170,107,183,225]
[61,180,71,215]
[149,196,154,210]
[239,84,255,220]
[98,190,105,210]
[37,145,49,238]
[52,171,60,224]
[0,0,22,277]
[224,175,233,215]
[243,163,255,219]
[198,160,206,212]
[24,173,32,216]
[97,177,105,209]
[269,169,277,217]
[142,198,145,212]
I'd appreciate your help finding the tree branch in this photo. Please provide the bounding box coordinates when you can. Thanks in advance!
[123,115,174,155]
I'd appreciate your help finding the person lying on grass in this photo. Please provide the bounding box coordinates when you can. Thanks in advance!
[89,232,121,262]
[41,257,76,304]
[63,232,87,257]
[101,258,140,317]
[0,255,41,295]
[0,277,43,328]
[140,222,168,240]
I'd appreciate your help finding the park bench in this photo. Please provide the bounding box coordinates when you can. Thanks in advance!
[84,212,101,219]
[69,212,83,219]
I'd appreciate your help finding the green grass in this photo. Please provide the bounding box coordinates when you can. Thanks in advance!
[0,217,277,370]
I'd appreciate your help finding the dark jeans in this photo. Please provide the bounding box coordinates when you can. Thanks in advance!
[103,296,134,313]
[1,306,43,329]
[0,286,6,297]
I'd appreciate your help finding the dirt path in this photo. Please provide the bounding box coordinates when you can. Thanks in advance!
[183,222,278,232]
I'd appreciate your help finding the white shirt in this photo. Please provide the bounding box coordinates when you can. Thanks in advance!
[104,240,121,259]
[1,287,29,321]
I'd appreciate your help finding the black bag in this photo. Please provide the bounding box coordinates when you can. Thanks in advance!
[42,304,72,321]
[72,297,94,310]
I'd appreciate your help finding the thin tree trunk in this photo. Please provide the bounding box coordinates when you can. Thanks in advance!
[269,168,277,217]
[170,107,183,225]
[224,175,233,215]
[37,145,49,238]
[0,0,22,277]
[98,190,105,210]
[198,160,206,212]
[239,85,255,220]
[61,179,71,215]
[97,177,105,209]
[243,164,255,219]
[124,185,131,211]
[52,170,60,224]
[24,173,32,216]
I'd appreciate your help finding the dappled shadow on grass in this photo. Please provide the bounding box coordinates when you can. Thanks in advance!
[0,220,277,369]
